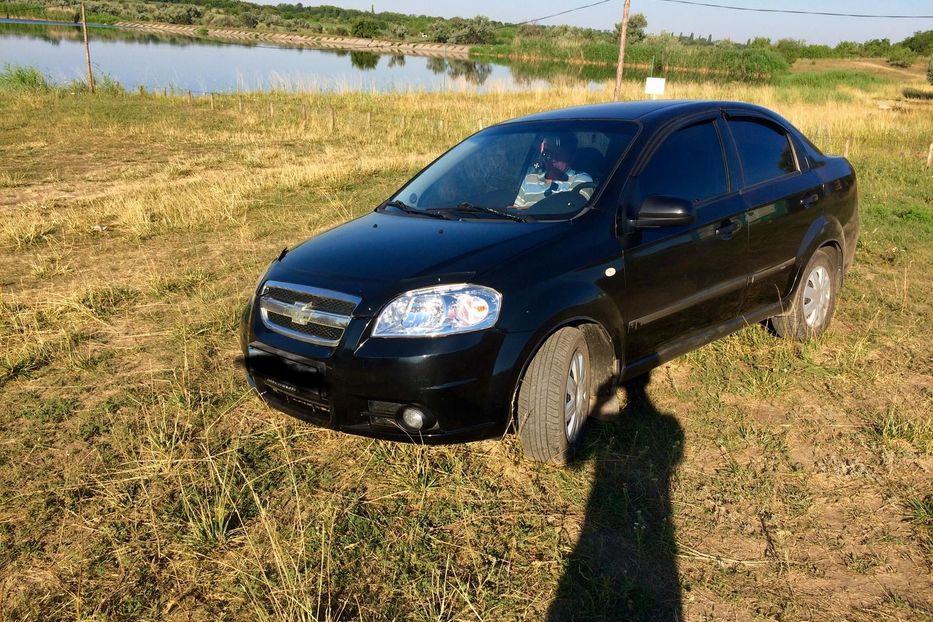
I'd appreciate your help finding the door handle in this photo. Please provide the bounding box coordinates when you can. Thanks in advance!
[715,218,740,239]
[801,193,820,207]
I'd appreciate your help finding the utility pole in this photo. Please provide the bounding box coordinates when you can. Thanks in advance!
[613,0,631,101]
[81,2,95,93]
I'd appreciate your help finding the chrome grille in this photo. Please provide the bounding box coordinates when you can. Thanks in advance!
[263,286,357,316]
[259,281,360,347]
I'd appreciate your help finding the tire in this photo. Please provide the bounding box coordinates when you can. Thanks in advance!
[517,327,591,465]
[771,248,840,341]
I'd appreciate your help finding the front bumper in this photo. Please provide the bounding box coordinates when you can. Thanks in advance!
[241,301,517,443]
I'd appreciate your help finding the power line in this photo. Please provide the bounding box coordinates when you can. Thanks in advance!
[654,0,933,19]
[511,0,614,27]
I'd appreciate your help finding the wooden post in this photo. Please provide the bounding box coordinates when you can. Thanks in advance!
[188,90,192,104]
[209,93,214,110]
[613,0,631,101]
[138,85,144,96]
[162,87,167,97]
[926,142,933,168]
[269,101,274,118]
[80,2,95,93]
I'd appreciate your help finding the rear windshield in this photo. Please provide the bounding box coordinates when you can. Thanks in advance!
[389,120,638,220]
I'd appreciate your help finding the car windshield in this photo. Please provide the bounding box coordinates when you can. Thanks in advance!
[387,120,639,221]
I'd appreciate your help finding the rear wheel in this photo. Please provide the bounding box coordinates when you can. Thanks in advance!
[771,248,839,340]
[517,327,591,465]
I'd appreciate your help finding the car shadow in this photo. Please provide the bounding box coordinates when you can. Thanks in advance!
[548,372,685,622]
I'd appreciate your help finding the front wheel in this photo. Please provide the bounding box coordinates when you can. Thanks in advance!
[517,327,591,465]
[771,248,840,340]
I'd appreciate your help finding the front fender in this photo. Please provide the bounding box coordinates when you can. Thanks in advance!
[484,275,625,430]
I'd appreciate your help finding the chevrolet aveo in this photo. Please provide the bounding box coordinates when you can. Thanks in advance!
[240,100,858,464]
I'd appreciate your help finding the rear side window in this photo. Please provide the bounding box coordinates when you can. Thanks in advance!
[729,118,798,186]
[635,121,728,204]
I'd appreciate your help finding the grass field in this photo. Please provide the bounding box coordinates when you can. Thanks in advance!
[1,72,931,621]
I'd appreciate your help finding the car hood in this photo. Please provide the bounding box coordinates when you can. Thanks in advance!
[265,211,567,316]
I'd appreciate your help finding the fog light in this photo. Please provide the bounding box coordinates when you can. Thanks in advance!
[400,406,427,432]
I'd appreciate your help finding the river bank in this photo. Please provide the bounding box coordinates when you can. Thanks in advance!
[3,16,472,59]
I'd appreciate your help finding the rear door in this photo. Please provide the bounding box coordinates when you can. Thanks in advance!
[621,115,748,362]
[723,113,825,312]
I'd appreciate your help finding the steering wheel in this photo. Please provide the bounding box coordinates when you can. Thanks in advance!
[525,182,598,215]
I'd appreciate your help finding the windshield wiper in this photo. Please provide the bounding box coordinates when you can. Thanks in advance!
[380,200,452,220]
[449,202,531,223]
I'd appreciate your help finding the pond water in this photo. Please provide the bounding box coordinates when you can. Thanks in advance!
[1,19,617,93]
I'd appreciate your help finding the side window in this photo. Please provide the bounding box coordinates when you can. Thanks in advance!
[635,121,728,205]
[729,118,798,186]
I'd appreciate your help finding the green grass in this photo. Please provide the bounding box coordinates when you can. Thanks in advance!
[473,39,789,82]
[777,69,890,90]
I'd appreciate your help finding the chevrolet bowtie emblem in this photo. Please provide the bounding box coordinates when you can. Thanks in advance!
[289,301,316,326]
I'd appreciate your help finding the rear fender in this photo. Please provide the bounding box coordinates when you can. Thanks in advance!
[787,214,844,301]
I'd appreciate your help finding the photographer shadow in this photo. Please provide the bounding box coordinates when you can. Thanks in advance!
[548,373,685,622]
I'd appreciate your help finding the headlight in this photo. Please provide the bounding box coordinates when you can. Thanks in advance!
[372,284,501,337]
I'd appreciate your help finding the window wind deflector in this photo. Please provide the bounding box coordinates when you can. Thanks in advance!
[378,200,452,220]
[445,202,532,223]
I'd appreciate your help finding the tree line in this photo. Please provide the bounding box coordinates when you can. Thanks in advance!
[5,1,933,78]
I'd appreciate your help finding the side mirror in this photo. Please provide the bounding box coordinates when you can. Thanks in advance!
[633,196,694,228]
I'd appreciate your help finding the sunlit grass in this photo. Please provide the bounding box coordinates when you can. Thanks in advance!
[0,75,931,620]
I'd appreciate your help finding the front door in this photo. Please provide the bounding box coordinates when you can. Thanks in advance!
[620,117,749,363]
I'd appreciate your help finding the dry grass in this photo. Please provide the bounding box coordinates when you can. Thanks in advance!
[0,75,931,621]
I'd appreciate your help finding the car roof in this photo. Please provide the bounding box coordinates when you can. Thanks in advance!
[504,99,776,124]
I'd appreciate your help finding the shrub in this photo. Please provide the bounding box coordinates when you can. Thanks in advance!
[431,17,495,45]
[903,87,933,100]
[164,6,201,26]
[0,65,49,91]
[887,45,916,68]
[928,54,933,85]
[351,18,379,39]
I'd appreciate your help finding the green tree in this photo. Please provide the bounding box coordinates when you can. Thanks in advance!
[902,30,933,56]
[774,38,803,64]
[351,18,379,38]
[834,41,860,57]
[863,38,891,57]
[616,13,647,45]
[927,54,933,85]
[887,45,916,68]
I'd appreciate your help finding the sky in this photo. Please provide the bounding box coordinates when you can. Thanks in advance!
[249,1,933,45]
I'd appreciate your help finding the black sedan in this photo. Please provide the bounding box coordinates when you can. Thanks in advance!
[240,99,858,464]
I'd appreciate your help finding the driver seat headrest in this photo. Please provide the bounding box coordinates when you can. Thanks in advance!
[572,148,605,179]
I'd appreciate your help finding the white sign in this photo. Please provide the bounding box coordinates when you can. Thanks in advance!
[645,77,666,98]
